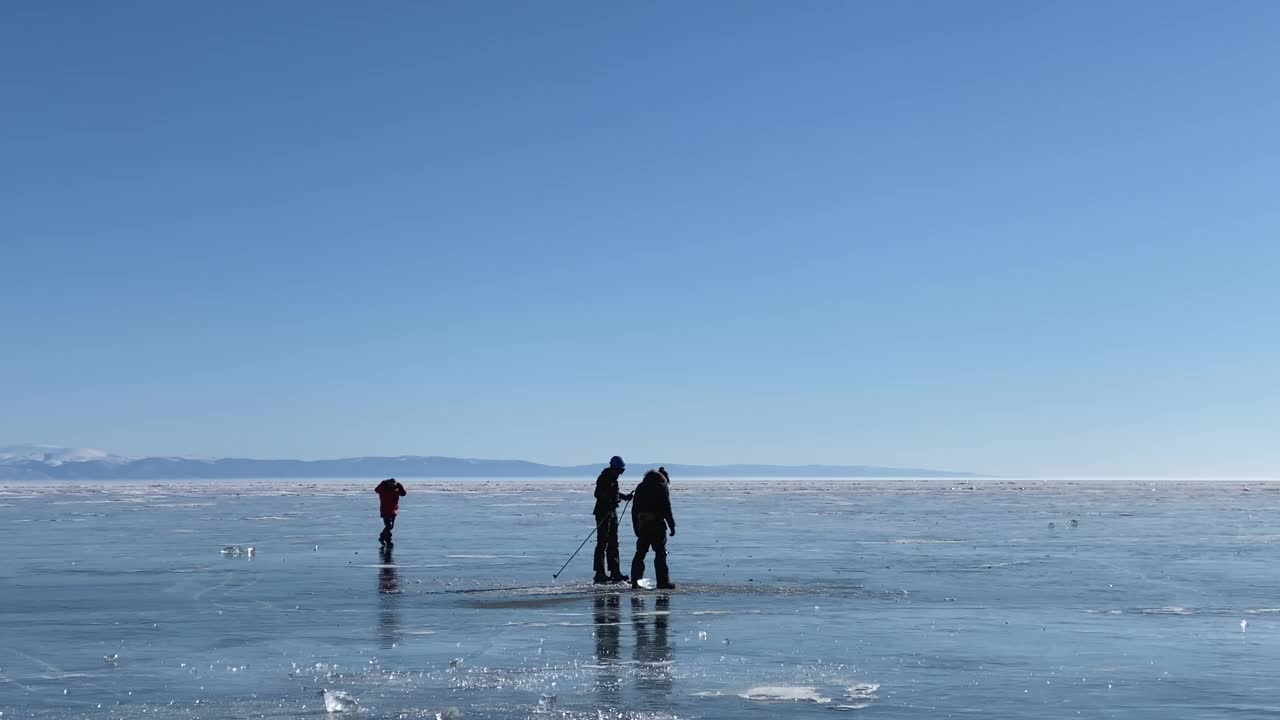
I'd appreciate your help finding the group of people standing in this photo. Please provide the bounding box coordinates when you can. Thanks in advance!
[371,455,678,590]
[592,456,677,590]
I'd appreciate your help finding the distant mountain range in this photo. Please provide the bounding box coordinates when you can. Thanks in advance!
[0,444,983,480]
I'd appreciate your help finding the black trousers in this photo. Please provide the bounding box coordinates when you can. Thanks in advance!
[630,525,669,586]
[593,511,623,578]
[379,514,396,543]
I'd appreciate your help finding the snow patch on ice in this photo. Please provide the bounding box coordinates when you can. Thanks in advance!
[739,686,832,704]
[846,682,880,699]
[321,688,360,713]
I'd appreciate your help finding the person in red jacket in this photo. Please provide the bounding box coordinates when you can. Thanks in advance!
[375,478,407,548]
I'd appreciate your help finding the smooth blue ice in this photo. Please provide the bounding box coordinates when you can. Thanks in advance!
[2,478,1279,719]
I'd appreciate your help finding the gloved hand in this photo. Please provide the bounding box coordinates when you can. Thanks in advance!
[621,493,633,501]
[669,525,676,537]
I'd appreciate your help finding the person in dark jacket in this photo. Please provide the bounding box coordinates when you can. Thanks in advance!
[630,469,676,590]
[593,456,633,584]
[375,478,407,547]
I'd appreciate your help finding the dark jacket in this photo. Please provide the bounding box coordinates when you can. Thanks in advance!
[593,467,629,515]
[375,479,406,516]
[631,470,675,534]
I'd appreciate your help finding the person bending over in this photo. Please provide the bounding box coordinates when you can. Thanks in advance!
[630,469,676,590]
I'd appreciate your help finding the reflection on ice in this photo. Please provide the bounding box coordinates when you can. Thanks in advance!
[593,593,621,703]
[632,595,673,694]
[378,546,402,648]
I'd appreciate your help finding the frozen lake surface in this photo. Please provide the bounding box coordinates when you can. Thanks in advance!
[2,478,1280,719]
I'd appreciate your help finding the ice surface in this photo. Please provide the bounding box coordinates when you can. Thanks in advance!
[3,478,1280,719]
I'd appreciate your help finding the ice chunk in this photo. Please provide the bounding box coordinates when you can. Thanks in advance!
[536,693,557,713]
[739,686,832,704]
[220,545,241,556]
[104,654,119,667]
[449,657,464,669]
[321,689,360,713]
[846,682,880,700]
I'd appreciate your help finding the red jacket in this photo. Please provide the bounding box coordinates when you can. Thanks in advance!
[376,480,406,515]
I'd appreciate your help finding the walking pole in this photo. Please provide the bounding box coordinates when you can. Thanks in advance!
[552,513,609,580]
[552,490,636,580]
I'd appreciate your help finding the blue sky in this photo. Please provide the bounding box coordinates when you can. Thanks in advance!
[2,1,1277,476]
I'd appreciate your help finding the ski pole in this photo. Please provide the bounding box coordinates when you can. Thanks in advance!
[552,488,636,579]
[552,512,611,579]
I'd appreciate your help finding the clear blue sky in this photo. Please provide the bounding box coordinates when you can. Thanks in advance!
[3,1,1277,476]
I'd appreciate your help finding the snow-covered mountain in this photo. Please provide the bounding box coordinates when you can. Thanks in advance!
[0,444,132,466]
[0,445,982,480]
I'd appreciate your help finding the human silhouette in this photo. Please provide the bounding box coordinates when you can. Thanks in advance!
[630,470,676,589]
[375,478,407,548]
[593,456,632,584]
